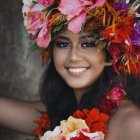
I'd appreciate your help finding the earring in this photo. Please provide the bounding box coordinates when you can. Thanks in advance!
[104,61,112,66]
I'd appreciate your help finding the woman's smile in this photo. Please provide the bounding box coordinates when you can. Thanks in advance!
[53,30,106,89]
[65,66,90,76]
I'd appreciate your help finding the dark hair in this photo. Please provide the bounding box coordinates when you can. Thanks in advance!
[40,60,116,129]
[125,75,140,107]
[40,40,140,130]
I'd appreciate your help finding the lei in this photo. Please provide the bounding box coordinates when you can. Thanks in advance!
[32,84,127,140]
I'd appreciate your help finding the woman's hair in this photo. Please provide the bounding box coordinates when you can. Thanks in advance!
[40,59,116,129]
[39,42,140,130]
[125,75,140,107]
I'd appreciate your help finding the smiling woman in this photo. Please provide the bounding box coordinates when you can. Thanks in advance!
[0,0,140,140]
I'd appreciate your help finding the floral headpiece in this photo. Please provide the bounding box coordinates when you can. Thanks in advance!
[22,0,140,76]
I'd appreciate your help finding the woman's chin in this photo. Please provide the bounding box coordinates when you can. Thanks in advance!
[67,82,92,90]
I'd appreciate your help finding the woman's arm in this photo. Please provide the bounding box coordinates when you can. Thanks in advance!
[0,97,46,135]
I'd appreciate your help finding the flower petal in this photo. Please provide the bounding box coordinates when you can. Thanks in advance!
[36,19,51,48]
[31,3,45,12]
[37,0,55,6]
[58,0,83,20]
[90,0,106,9]
[22,0,34,6]
[68,12,86,33]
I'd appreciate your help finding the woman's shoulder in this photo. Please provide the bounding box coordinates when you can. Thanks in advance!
[119,100,140,136]
[106,100,140,140]
[115,100,140,139]
[119,100,140,123]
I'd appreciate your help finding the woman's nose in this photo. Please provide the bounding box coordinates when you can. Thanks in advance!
[68,46,82,62]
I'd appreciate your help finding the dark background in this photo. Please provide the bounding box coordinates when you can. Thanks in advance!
[0,0,45,139]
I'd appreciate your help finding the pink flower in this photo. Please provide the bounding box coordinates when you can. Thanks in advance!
[36,19,51,48]
[22,2,45,31]
[22,0,52,48]
[107,86,126,106]
[58,0,105,33]
[68,12,86,33]
[37,0,55,6]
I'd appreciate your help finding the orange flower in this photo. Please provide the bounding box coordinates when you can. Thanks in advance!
[100,15,134,44]
[48,11,66,26]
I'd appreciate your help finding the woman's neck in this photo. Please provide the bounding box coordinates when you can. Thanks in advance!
[74,87,93,104]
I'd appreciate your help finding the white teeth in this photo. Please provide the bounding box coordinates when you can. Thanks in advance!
[68,68,87,73]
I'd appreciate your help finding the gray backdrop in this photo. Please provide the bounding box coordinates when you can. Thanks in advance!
[0,0,45,139]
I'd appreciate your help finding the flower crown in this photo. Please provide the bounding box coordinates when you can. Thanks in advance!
[22,0,140,76]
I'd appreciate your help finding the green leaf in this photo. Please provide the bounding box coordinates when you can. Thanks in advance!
[32,1,38,4]
[43,3,57,13]
[51,23,66,39]
[53,24,64,33]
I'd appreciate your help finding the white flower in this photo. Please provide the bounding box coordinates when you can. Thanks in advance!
[22,0,34,6]
[40,116,105,140]
[60,116,88,136]
[40,126,62,140]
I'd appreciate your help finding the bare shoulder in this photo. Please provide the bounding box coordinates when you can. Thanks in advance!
[119,100,140,124]
[106,100,140,140]
[118,100,140,139]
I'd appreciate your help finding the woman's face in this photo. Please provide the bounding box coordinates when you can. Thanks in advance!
[53,30,106,90]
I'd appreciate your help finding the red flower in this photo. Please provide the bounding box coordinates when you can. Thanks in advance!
[91,121,107,133]
[119,47,140,76]
[86,108,109,133]
[73,108,109,134]
[89,108,100,122]
[40,49,48,65]
[32,113,51,137]
[73,109,90,119]
[73,110,86,119]
[70,131,90,140]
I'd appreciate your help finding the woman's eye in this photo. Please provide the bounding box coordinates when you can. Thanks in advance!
[55,42,70,48]
[81,42,95,48]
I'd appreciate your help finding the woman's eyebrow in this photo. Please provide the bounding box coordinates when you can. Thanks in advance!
[55,36,70,41]
[80,34,95,39]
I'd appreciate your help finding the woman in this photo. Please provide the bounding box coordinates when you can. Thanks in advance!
[0,0,140,139]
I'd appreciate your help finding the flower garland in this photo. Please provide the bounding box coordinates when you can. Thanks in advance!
[22,0,140,76]
[32,85,126,140]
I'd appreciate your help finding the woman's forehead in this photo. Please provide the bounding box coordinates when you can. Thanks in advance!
[57,30,97,39]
